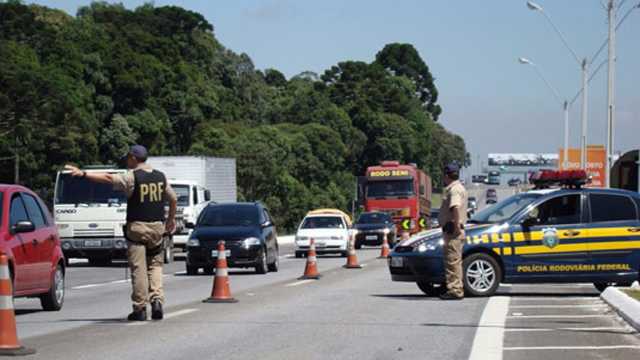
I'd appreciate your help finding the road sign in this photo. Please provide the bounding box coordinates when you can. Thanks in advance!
[400,218,411,230]
[418,217,427,229]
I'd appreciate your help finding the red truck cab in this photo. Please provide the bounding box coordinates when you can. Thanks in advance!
[0,184,65,311]
[362,161,432,235]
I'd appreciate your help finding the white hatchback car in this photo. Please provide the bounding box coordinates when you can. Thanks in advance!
[295,211,352,258]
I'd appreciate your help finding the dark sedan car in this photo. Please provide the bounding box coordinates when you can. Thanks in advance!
[185,202,279,275]
[354,212,396,249]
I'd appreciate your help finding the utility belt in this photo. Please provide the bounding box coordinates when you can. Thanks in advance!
[443,221,464,236]
[123,223,165,256]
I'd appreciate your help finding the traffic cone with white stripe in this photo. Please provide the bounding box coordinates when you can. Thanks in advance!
[344,233,362,269]
[203,241,238,303]
[0,253,35,356]
[378,232,391,259]
[298,238,321,280]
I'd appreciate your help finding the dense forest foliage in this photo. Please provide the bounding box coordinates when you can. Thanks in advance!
[0,1,468,230]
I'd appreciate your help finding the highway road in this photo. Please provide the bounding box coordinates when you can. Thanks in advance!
[13,243,640,360]
[467,184,520,213]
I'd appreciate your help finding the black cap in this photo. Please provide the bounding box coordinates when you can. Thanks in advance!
[126,145,148,161]
[444,162,460,174]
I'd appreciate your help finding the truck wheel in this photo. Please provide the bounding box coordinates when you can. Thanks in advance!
[295,251,304,259]
[267,249,279,272]
[163,246,173,264]
[186,265,198,275]
[463,253,501,297]
[40,264,65,311]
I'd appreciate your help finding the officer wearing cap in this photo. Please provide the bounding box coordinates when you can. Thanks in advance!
[65,145,177,321]
[438,162,468,300]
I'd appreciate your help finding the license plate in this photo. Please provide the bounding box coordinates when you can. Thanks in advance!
[211,250,231,257]
[366,235,378,240]
[84,240,102,247]
[315,242,326,248]
[390,257,404,268]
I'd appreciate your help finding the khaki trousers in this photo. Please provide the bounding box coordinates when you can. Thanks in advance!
[444,233,465,298]
[126,221,165,311]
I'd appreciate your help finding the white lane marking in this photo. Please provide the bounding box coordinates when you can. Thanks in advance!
[174,271,186,275]
[72,274,172,290]
[510,297,600,301]
[505,327,635,333]
[285,279,315,287]
[71,284,102,290]
[164,308,198,320]
[468,296,510,360]
[499,284,513,287]
[504,345,640,351]
[507,315,614,319]
[512,312,524,316]
[510,304,608,309]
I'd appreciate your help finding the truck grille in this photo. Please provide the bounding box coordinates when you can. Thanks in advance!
[73,228,115,238]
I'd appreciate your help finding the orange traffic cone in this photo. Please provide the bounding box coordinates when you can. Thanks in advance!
[344,234,362,269]
[203,241,238,303]
[0,254,36,356]
[299,238,321,280]
[378,233,391,259]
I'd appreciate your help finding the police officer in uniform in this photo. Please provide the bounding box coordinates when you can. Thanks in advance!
[65,145,177,321]
[438,163,468,300]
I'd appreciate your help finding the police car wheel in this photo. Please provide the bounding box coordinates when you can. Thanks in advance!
[593,282,614,292]
[463,254,501,297]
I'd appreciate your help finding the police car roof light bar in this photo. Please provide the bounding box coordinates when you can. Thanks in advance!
[530,169,589,189]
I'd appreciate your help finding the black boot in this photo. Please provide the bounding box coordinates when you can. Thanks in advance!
[151,300,163,320]
[127,308,147,321]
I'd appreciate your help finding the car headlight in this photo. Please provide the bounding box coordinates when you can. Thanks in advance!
[187,238,200,247]
[57,224,70,230]
[415,241,440,253]
[242,237,261,248]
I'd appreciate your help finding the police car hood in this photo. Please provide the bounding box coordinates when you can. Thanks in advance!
[397,223,495,247]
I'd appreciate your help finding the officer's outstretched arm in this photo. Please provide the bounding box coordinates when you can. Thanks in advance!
[64,165,114,184]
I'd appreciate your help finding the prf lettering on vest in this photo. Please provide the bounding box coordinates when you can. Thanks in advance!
[140,182,164,203]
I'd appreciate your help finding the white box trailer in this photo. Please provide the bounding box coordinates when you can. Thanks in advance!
[146,156,237,204]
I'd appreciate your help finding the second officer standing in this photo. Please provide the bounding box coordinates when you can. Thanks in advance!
[438,163,468,300]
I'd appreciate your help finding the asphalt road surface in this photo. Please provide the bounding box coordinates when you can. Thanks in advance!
[468,184,519,212]
[13,243,640,360]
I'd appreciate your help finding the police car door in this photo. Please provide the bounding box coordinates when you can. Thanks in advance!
[511,192,590,281]
[586,192,640,281]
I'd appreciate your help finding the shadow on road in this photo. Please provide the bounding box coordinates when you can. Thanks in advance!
[370,294,438,301]
[15,309,41,316]
[497,291,600,297]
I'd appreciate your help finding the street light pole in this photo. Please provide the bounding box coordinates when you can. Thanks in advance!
[605,0,616,188]
[518,57,569,168]
[580,58,588,168]
[527,1,588,168]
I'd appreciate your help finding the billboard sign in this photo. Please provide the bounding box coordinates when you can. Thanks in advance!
[558,145,606,188]
[488,153,558,167]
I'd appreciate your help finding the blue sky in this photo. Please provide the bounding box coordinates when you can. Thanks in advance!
[31,1,640,173]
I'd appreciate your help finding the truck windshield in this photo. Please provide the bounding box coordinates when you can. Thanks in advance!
[199,205,259,227]
[55,173,127,205]
[469,193,541,224]
[173,185,190,207]
[366,180,414,198]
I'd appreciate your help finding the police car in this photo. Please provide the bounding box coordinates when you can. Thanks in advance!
[388,170,640,296]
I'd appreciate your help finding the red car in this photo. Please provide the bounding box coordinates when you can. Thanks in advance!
[1,184,65,310]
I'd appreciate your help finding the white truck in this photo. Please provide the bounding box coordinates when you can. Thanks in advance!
[146,156,237,249]
[54,166,175,265]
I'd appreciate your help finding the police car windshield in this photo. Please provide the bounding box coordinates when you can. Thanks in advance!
[199,205,260,227]
[55,174,127,205]
[469,193,541,224]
